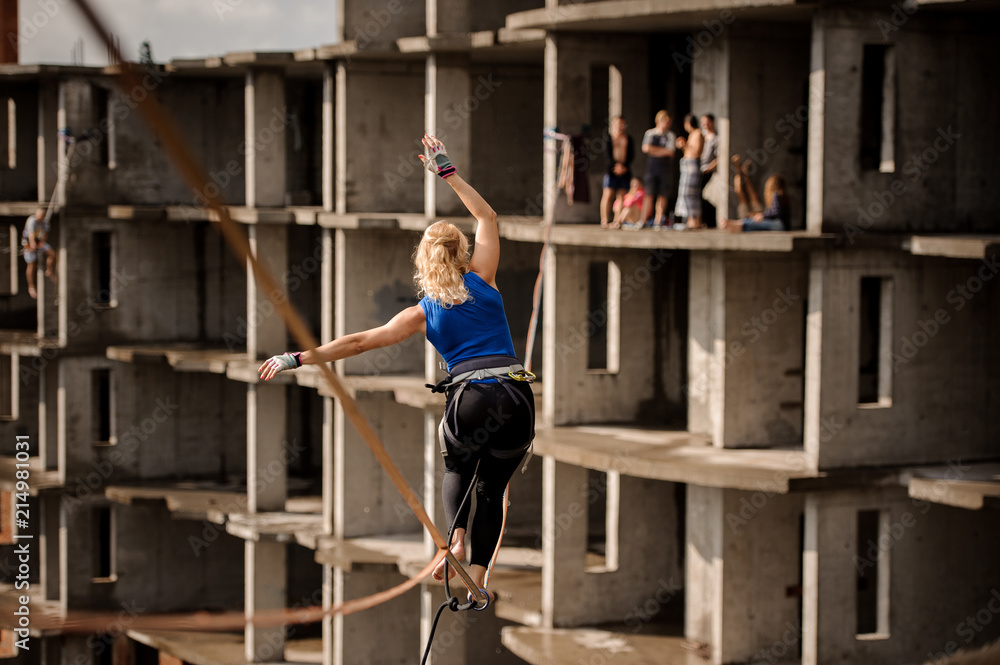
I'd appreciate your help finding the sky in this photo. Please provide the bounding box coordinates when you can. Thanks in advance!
[16,0,340,66]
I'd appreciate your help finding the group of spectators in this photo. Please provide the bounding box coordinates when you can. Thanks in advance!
[599,111,789,232]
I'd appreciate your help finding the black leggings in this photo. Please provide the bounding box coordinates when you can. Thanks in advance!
[440,379,534,568]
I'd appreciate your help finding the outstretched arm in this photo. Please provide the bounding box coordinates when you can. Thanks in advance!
[258,305,426,380]
[419,135,500,288]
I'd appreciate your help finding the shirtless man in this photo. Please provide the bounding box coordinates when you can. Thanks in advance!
[600,116,634,228]
[673,114,704,229]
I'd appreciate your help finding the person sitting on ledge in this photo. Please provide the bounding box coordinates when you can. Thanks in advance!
[721,156,789,232]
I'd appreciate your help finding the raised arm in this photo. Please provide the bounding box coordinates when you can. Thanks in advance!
[258,305,426,380]
[419,134,500,288]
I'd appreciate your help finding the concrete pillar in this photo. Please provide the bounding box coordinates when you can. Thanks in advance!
[322,64,335,212]
[322,564,336,665]
[803,251,826,470]
[807,14,827,233]
[246,382,287,513]
[36,81,57,203]
[334,62,347,215]
[245,374,288,662]
[687,252,726,446]
[686,485,804,665]
[541,457,588,627]
[427,0,468,36]
[246,224,287,360]
[426,55,471,217]
[245,68,287,208]
[542,36,558,224]
[244,540,287,662]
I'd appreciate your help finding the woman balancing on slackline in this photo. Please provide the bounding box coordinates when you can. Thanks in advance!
[260,135,535,608]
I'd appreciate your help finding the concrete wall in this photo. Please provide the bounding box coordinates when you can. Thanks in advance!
[0,82,40,201]
[59,217,247,349]
[543,459,683,627]
[542,245,686,426]
[338,396,424,538]
[0,352,37,452]
[690,252,808,448]
[693,23,810,228]
[341,0,425,43]
[336,228,423,377]
[547,34,651,224]
[814,7,1000,233]
[63,496,244,611]
[468,64,544,216]
[725,253,807,447]
[339,567,421,665]
[804,487,1000,665]
[805,250,1000,469]
[470,0,542,32]
[687,485,803,665]
[342,61,425,213]
[58,358,246,485]
[105,76,247,206]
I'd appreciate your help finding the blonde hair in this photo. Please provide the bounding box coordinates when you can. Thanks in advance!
[764,174,788,212]
[414,221,470,307]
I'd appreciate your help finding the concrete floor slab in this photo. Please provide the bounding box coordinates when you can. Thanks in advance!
[904,463,1000,510]
[105,344,245,373]
[907,234,1000,260]
[501,626,724,665]
[225,511,325,546]
[533,425,817,491]
[127,630,320,665]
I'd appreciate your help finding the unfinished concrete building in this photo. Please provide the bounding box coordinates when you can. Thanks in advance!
[2,0,999,664]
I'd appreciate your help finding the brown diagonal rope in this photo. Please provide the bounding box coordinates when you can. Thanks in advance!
[60,0,485,628]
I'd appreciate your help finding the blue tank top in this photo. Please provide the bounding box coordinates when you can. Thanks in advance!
[419,271,517,372]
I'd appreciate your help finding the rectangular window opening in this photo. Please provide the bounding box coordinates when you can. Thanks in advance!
[585,469,620,574]
[92,505,116,582]
[860,45,896,173]
[0,354,17,421]
[587,261,621,373]
[92,368,114,445]
[93,86,110,168]
[93,231,115,306]
[856,509,890,639]
[858,277,893,407]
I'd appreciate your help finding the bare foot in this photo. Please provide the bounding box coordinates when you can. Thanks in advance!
[28,285,37,299]
[432,530,466,581]
[720,218,743,233]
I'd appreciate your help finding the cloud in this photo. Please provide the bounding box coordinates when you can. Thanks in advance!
[17,0,338,65]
